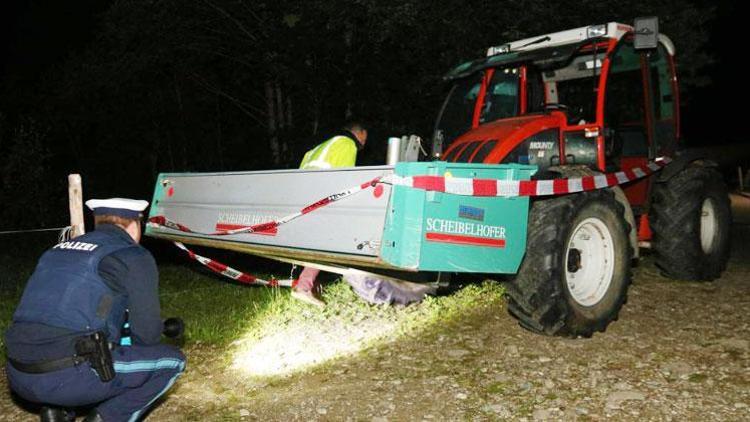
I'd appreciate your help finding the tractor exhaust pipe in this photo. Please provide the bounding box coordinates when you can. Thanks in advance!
[386,137,401,165]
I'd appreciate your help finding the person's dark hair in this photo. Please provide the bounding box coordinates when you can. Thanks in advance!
[343,120,366,133]
[94,214,139,228]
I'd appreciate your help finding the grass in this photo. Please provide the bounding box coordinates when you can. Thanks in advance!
[157,264,289,347]
[688,373,708,383]
[0,295,20,361]
[485,381,511,395]
[0,249,42,362]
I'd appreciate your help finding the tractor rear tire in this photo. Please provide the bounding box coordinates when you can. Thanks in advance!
[649,166,731,281]
[505,189,632,337]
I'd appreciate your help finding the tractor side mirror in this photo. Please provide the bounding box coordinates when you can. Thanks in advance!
[634,16,659,50]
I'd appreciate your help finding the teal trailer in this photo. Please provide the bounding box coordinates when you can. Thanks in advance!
[145,162,535,276]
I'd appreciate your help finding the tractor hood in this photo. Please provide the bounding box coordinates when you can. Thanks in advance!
[445,112,565,164]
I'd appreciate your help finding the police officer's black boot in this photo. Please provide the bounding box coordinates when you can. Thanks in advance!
[39,406,74,422]
[83,408,105,422]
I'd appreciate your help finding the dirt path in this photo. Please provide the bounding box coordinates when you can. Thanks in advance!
[2,225,749,421]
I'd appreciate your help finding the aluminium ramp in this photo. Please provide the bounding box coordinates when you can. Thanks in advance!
[146,166,396,269]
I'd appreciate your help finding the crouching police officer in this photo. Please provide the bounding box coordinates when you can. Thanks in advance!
[4,198,186,422]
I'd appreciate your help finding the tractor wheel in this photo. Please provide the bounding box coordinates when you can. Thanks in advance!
[505,189,632,337]
[649,166,731,281]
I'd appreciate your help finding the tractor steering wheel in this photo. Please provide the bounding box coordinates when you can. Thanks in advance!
[543,103,570,112]
[544,103,584,124]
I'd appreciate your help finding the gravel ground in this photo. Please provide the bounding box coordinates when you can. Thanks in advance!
[2,224,749,421]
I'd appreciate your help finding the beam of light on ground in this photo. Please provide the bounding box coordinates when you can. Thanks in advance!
[230,316,397,377]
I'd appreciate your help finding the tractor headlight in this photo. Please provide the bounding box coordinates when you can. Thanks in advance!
[487,44,511,56]
[587,24,607,38]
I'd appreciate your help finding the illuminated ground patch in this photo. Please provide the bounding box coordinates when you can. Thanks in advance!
[229,281,504,378]
[231,315,397,376]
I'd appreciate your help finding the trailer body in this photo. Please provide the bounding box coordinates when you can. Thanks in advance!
[146,162,535,274]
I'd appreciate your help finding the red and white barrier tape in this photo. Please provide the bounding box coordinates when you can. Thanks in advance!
[149,179,380,287]
[174,241,293,287]
[147,176,381,236]
[381,157,672,197]
[152,158,672,286]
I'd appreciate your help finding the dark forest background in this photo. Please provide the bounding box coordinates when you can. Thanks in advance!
[0,0,740,231]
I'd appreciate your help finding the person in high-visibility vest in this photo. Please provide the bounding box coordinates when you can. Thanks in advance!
[299,121,367,170]
[292,121,368,307]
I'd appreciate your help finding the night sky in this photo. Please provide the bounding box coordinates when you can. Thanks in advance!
[1,1,108,93]
[680,0,742,144]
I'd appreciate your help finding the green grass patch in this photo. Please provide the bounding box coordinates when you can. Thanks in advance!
[157,264,289,346]
[485,381,510,395]
[688,373,708,383]
[241,276,506,343]
[0,255,38,362]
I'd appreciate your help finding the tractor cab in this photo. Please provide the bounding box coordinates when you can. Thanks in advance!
[433,21,679,207]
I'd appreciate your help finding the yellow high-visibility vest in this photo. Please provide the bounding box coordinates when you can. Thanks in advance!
[299,135,358,169]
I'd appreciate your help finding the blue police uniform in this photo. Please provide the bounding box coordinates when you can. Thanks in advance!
[4,223,185,421]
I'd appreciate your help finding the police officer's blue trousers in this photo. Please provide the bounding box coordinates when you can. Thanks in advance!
[7,344,186,422]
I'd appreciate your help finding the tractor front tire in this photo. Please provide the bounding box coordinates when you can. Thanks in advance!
[506,189,632,337]
[649,166,731,281]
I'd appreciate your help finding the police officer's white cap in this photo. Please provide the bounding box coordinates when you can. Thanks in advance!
[85,198,149,219]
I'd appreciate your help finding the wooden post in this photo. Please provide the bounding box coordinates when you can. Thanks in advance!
[68,174,85,238]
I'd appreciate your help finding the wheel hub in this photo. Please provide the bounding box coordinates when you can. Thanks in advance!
[565,217,616,307]
[567,248,582,273]
[700,198,718,254]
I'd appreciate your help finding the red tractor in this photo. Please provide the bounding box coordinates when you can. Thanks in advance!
[432,18,731,337]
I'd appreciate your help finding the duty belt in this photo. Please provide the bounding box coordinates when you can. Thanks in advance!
[8,355,88,374]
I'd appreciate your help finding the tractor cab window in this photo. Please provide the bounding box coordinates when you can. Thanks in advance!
[479,68,520,124]
[649,44,677,153]
[526,67,546,113]
[543,47,603,124]
[435,67,523,147]
[605,40,649,159]
[434,73,483,146]
[603,40,678,161]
